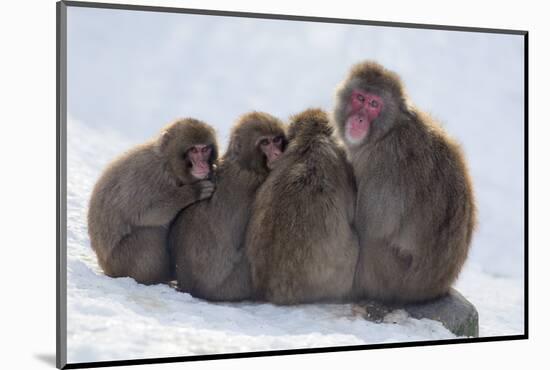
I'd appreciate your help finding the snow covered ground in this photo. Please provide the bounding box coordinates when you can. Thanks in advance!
[65,6,525,365]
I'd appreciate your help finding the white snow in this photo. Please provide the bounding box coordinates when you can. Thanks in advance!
[65,6,525,365]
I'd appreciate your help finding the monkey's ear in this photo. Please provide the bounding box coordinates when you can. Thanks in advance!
[154,130,172,156]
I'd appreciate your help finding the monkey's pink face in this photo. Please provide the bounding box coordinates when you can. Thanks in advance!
[345,89,384,144]
[257,135,284,169]
[188,144,212,179]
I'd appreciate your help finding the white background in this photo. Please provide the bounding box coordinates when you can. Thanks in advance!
[1,0,546,369]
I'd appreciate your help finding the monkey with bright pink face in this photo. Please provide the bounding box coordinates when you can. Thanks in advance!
[345,89,384,144]
[334,62,403,148]
[333,61,476,304]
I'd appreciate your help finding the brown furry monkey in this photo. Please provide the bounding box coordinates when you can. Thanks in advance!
[87,118,218,284]
[333,61,476,303]
[245,108,359,305]
[169,111,287,301]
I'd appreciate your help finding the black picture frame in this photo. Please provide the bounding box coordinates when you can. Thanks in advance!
[56,1,528,368]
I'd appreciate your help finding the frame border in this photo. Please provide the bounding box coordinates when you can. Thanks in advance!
[57,1,68,369]
[56,1,529,369]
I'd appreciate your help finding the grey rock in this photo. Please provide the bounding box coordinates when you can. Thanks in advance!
[405,288,479,337]
[354,288,479,337]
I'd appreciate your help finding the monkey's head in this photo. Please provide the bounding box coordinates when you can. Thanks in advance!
[225,111,287,174]
[287,108,333,143]
[155,118,218,183]
[334,61,407,148]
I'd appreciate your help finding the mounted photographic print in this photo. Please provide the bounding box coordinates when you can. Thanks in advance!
[56,1,528,368]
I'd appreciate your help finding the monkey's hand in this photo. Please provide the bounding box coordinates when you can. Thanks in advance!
[174,179,215,211]
[194,179,215,201]
[135,181,214,226]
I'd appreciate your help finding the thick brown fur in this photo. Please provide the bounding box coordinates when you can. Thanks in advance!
[169,111,287,301]
[333,61,476,303]
[245,108,359,305]
[88,118,218,284]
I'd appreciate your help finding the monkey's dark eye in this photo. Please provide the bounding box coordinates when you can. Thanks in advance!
[201,146,210,153]
[273,136,282,144]
[357,94,365,103]
[370,100,379,108]
[260,138,269,146]
[190,147,199,154]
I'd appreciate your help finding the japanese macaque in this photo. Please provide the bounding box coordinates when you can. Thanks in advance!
[333,61,476,303]
[88,118,218,284]
[245,108,359,305]
[169,111,287,301]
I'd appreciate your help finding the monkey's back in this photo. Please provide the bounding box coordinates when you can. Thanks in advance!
[354,112,476,302]
[247,137,359,305]
[170,161,262,300]
[88,144,166,261]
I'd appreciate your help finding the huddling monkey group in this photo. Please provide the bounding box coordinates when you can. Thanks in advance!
[88,61,476,306]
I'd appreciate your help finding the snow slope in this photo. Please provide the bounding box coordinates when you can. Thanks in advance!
[66,117,523,364]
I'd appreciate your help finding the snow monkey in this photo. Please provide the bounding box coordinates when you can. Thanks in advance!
[245,108,359,305]
[333,61,476,303]
[87,118,218,285]
[169,111,287,301]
